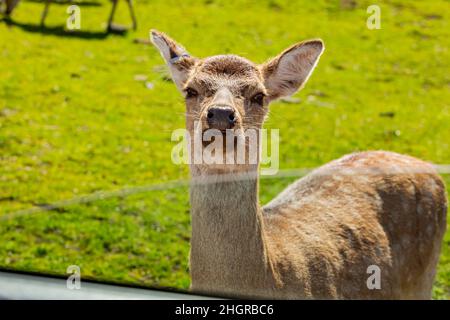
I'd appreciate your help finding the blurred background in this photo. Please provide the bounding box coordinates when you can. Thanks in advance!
[0,0,449,298]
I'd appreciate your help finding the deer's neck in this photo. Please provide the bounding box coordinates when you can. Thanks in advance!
[189,168,274,297]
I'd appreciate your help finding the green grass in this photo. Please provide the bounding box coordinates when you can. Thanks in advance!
[0,0,449,298]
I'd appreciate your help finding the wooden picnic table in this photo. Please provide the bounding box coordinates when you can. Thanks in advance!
[2,0,137,32]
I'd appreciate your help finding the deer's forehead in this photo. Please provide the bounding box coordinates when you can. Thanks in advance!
[187,55,263,93]
[199,55,259,76]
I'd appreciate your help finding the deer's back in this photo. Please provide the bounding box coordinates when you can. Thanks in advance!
[263,151,447,299]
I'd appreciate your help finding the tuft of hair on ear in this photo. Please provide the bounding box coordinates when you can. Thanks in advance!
[261,39,324,101]
[150,30,189,63]
[150,29,197,91]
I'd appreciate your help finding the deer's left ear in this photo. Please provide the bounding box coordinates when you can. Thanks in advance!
[150,30,197,92]
[260,40,324,101]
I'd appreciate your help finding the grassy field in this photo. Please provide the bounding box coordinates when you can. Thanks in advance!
[0,0,449,298]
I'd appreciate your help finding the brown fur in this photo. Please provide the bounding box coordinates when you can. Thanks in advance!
[151,30,447,299]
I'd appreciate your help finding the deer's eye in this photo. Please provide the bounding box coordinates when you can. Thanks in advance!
[250,92,265,106]
[185,88,199,99]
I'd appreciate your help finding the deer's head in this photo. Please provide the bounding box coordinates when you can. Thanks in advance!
[151,30,324,175]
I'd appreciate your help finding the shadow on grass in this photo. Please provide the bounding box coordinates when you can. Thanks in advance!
[24,0,102,6]
[2,18,110,39]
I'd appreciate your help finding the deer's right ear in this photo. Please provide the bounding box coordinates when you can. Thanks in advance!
[150,30,197,91]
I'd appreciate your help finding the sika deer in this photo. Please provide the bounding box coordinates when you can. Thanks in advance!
[150,30,447,299]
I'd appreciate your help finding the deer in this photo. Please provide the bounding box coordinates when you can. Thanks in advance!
[150,30,447,299]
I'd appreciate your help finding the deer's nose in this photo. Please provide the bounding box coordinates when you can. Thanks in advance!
[206,106,236,130]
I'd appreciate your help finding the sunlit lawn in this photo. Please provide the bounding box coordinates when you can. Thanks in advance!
[0,0,449,298]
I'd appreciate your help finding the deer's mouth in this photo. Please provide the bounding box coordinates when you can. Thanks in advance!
[201,129,239,149]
